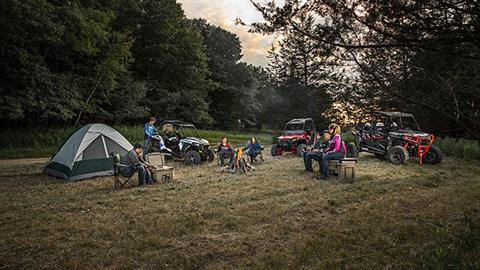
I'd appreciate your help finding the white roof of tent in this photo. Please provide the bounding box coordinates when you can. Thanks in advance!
[48,124,133,169]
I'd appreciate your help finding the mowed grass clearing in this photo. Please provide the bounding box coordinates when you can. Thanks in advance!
[0,152,479,269]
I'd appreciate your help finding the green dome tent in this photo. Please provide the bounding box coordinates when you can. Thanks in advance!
[43,124,133,181]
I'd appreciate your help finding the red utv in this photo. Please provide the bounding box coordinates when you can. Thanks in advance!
[271,118,318,157]
[348,111,443,165]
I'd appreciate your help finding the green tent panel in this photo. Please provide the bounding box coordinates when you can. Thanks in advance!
[43,124,133,181]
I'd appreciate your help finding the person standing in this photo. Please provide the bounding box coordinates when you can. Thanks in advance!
[143,117,156,159]
[318,124,346,180]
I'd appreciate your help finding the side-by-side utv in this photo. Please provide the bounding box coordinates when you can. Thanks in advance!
[347,112,443,165]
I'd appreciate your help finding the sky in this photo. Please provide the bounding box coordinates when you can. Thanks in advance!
[177,0,280,67]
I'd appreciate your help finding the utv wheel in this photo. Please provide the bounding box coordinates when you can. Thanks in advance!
[184,150,201,165]
[296,143,307,157]
[423,145,443,165]
[206,151,214,162]
[387,146,409,165]
[271,144,280,156]
[346,142,359,158]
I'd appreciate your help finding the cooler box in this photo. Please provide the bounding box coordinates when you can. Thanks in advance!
[146,153,166,167]
[151,167,174,182]
[146,153,174,181]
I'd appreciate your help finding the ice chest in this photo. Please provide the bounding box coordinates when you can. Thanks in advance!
[151,167,174,182]
[146,153,166,167]
[146,153,174,181]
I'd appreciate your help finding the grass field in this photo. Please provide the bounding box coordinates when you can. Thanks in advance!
[0,151,479,269]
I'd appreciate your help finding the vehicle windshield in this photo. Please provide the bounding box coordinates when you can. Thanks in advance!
[389,116,421,131]
[181,126,201,138]
[284,123,304,134]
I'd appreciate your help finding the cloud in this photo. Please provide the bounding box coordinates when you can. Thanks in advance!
[178,0,276,66]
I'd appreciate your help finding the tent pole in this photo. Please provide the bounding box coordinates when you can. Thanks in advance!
[101,135,109,158]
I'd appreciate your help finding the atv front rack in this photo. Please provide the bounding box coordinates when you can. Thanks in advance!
[402,134,435,165]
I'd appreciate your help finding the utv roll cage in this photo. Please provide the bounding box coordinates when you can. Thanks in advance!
[284,118,315,133]
[162,120,202,139]
[372,111,422,132]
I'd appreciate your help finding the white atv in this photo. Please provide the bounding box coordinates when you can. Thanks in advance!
[150,120,214,165]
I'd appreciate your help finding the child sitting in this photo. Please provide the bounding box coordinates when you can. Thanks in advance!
[217,137,234,166]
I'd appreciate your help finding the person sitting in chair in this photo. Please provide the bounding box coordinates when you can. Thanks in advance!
[120,143,154,186]
[303,130,331,172]
[244,136,263,163]
[317,123,346,180]
[217,137,234,166]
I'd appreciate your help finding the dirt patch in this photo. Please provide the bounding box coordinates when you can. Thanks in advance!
[0,157,49,166]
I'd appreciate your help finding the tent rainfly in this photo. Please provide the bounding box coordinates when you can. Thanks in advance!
[43,123,133,181]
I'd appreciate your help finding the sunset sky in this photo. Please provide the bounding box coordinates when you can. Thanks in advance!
[177,0,283,66]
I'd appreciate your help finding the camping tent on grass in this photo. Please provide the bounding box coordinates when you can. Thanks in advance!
[43,124,133,181]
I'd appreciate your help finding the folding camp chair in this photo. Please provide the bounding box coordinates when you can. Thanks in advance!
[246,145,265,164]
[215,143,234,167]
[112,153,136,189]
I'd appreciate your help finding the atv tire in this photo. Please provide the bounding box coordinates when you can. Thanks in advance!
[271,144,280,156]
[346,142,359,158]
[423,145,443,165]
[184,150,201,165]
[296,143,307,157]
[387,146,409,165]
[206,150,214,162]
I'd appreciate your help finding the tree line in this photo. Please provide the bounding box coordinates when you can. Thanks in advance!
[0,0,332,131]
[249,0,480,139]
[0,0,334,129]
[2,0,478,139]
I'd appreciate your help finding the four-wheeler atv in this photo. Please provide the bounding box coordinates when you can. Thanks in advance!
[149,120,214,165]
[271,118,317,157]
[347,111,443,165]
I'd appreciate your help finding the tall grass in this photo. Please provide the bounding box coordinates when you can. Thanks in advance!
[434,137,480,160]
[1,126,479,160]
[0,126,274,159]
[341,132,355,143]
[114,126,274,146]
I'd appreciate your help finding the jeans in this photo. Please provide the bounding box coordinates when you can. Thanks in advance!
[320,152,345,177]
[127,165,153,186]
[143,138,150,159]
[219,149,234,166]
[303,151,324,171]
[245,149,260,161]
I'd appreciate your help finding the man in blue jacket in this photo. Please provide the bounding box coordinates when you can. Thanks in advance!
[144,117,156,159]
